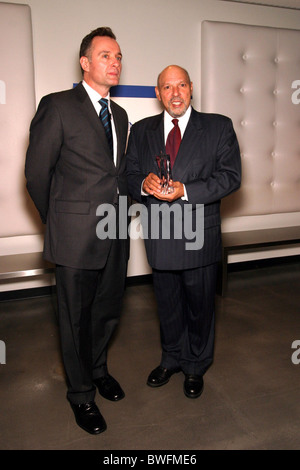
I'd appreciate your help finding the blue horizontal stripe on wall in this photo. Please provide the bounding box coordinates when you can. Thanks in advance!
[110,85,156,98]
[73,83,156,98]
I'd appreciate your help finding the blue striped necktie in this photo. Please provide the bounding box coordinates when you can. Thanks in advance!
[99,98,113,155]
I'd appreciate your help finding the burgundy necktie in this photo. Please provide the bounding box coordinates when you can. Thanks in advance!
[166,118,181,167]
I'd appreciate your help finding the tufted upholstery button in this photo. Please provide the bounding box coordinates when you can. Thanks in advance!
[201,20,300,222]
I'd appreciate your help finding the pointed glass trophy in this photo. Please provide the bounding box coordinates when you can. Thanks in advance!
[155,152,174,194]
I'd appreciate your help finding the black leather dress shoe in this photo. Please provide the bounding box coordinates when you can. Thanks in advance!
[70,401,107,434]
[184,374,204,398]
[94,374,125,401]
[147,365,180,387]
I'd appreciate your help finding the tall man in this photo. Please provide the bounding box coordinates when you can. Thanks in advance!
[126,65,241,399]
[25,27,129,434]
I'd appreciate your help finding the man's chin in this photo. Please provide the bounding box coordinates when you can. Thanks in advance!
[168,104,187,118]
[107,76,120,86]
[169,109,186,118]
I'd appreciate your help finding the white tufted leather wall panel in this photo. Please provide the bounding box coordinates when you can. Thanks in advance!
[201,21,300,230]
[0,3,42,238]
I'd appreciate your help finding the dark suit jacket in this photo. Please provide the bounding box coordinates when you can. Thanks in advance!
[126,108,241,270]
[25,82,129,269]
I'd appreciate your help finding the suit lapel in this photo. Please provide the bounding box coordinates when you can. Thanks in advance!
[111,101,125,168]
[172,108,205,181]
[144,109,206,179]
[74,83,102,133]
[74,83,116,166]
[146,113,165,172]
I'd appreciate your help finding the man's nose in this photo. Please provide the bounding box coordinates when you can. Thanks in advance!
[112,57,121,67]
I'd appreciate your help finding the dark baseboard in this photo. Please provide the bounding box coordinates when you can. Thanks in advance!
[0,285,56,302]
[227,254,300,273]
[126,274,153,286]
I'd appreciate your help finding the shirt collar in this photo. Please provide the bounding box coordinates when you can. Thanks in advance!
[164,106,191,126]
[82,80,111,109]
[163,105,192,140]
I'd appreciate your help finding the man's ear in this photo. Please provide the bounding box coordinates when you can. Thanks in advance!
[80,56,90,73]
[155,86,161,102]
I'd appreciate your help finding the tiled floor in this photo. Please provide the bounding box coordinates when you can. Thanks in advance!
[0,258,300,450]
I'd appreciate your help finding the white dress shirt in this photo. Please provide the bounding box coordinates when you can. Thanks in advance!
[144,106,191,199]
[163,106,191,145]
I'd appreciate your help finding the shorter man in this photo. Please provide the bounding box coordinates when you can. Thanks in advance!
[126,65,241,398]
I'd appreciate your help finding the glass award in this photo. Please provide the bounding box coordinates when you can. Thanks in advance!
[155,153,174,194]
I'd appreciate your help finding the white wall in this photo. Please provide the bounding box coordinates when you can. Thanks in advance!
[1,0,300,291]
[3,0,300,108]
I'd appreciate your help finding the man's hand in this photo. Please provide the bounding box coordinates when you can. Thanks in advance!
[142,172,162,195]
[143,173,184,201]
[153,181,184,202]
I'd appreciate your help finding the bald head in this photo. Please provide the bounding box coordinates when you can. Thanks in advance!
[155,65,193,118]
[157,65,191,89]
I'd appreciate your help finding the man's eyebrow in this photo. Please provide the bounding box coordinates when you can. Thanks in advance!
[99,49,122,57]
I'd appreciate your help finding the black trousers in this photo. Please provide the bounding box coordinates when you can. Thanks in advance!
[152,262,218,376]
[55,239,127,405]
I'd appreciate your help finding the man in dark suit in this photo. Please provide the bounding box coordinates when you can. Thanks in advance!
[126,65,241,399]
[25,27,129,434]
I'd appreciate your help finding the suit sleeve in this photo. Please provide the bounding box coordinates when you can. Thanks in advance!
[25,95,63,223]
[185,117,241,205]
[126,124,148,203]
